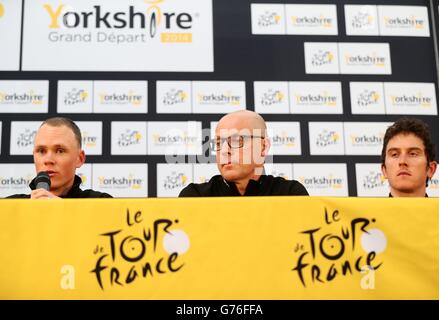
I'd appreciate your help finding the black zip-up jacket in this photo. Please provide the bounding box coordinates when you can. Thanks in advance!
[5,175,112,199]
[179,175,309,197]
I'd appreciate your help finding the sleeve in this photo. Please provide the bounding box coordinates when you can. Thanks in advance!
[289,181,309,196]
[99,192,113,198]
[178,184,201,197]
[4,194,29,199]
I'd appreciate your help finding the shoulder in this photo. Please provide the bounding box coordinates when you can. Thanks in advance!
[69,175,113,198]
[269,176,309,196]
[178,183,202,197]
[4,194,30,199]
[179,175,222,197]
[79,189,113,198]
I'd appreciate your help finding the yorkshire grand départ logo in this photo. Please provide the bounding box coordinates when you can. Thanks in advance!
[43,0,195,43]
[252,4,337,35]
[23,0,213,71]
[292,207,384,287]
[291,15,333,28]
[430,177,439,190]
[91,209,188,290]
[294,92,337,106]
[0,90,44,105]
[152,133,198,146]
[0,175,33,190]
[298,175,343,190]
[271,132,296,148]
[197,92,241,106]
[390,93,432,107]
[383,15,425,29]
[344,53,385,67]
[82,131,98,148]
[98,91,143,106]
[349,134,383,147]
[379,7,430,37]
[346,5,429,37]
[191,82,246,112]
[98,174,143,190]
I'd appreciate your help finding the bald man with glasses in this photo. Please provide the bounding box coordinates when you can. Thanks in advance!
[179,110,308,197]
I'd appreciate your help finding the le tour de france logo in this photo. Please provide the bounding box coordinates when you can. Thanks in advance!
[291,207,387,288]
[91,208,190,290]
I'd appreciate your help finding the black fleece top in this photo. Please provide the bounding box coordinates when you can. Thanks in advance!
[6,175,112,199]
[179,174,309,197]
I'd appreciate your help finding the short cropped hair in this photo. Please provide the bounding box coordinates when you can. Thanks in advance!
[40,117,82,148]
[381,117,436,164]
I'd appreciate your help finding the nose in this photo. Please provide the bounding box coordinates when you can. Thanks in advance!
[398,153,409,166]
[43,150,56,165]
[219,139,231,156]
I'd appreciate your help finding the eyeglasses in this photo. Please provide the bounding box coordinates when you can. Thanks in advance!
[212,135,265,151]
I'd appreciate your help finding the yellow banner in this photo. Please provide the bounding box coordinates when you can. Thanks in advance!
[0,197,438,299]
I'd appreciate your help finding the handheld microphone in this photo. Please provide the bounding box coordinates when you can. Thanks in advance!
[35,171,51,191]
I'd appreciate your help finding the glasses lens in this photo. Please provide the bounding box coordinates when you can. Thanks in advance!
[228,136,241,148]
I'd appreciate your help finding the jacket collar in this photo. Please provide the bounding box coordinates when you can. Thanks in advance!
[222,175,266,196]
[389,192,428,198]
[29,175,83,197]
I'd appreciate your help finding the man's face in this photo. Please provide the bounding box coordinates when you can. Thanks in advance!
[33,124,85,194]
[215,120,266,183]
[382,133,436,196]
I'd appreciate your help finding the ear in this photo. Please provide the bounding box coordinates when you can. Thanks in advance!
[76,150,86,169]
[381,163,388,179]
[261,138,271,157]
[427,161,437,179]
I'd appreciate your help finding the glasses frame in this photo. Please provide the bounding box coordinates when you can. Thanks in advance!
[212,135,265,151]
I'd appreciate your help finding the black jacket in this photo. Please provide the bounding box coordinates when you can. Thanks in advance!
[5,175,112,199]
[389,193,428,197]
[179,174,309,197]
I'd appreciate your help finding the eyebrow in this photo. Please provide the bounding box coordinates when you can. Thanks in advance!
[34,144,69,149]
[387,147,423,153]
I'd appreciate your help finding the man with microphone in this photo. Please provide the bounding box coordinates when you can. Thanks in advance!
[7,117,112,199]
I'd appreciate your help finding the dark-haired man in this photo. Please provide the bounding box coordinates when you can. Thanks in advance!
[381,117,437,197]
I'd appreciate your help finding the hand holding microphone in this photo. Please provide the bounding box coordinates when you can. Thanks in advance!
[35,171,51,191]
[31,171,59,199]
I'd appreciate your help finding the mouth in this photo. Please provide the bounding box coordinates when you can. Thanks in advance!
[221,161,234,169]
[397,172,411,176]
[45,170,57,177]
[220,158,233,165]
